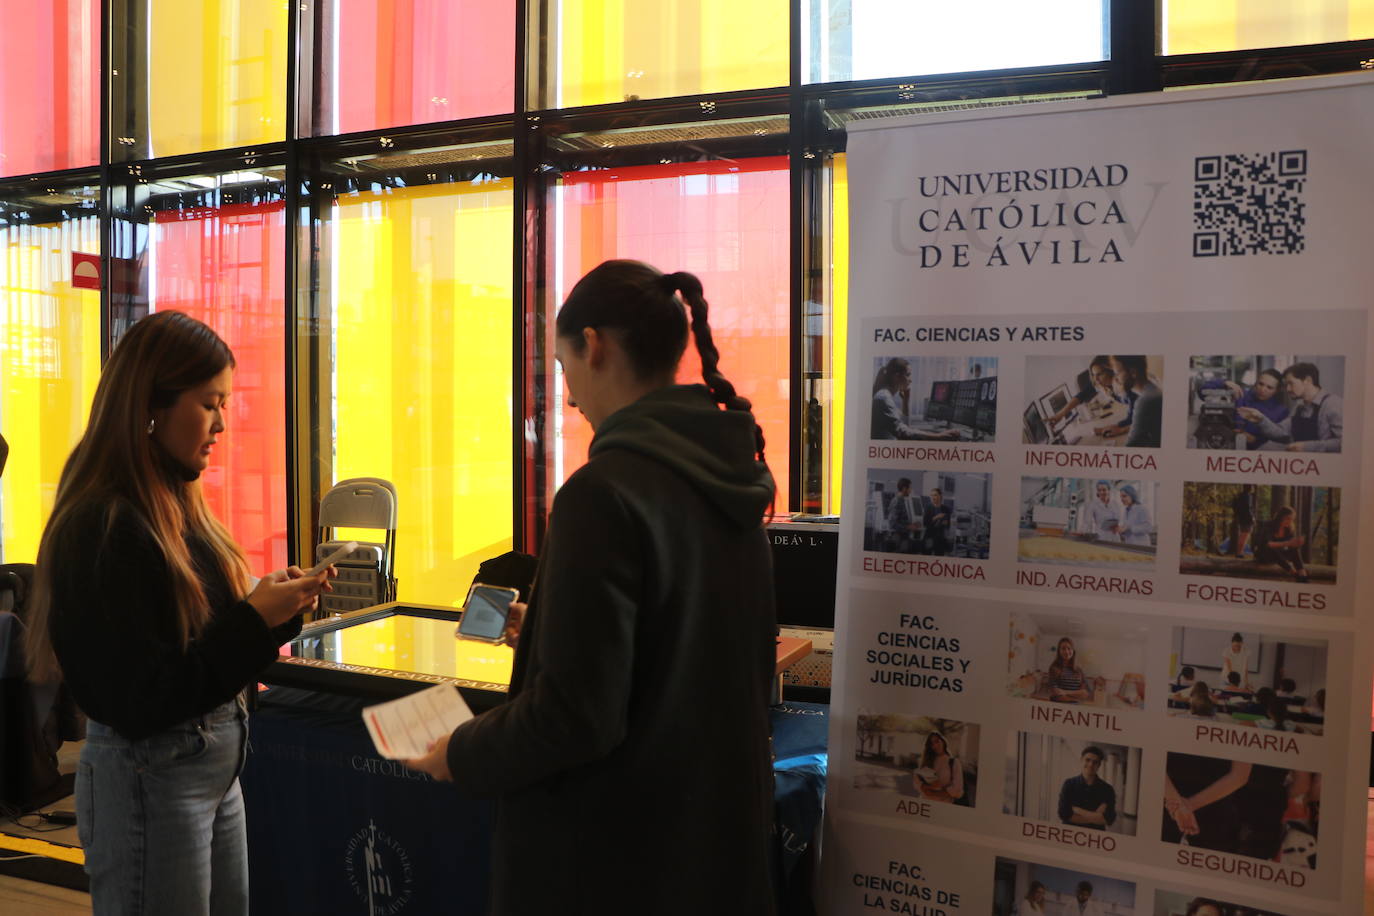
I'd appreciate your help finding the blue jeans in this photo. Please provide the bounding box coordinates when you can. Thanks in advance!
[77,698,250,916]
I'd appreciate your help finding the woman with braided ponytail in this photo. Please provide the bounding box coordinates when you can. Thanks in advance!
[407,260,778,913]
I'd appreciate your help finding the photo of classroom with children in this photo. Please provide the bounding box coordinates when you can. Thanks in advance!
[1187,355,1345,452]
[1006,610,1148,709]
[1179,482,1339,584]
[1017,477,1158,569]
[1022,355,1163,448]
[1003,733,1143,837]
[1154,889,1295,916]
[870,355,998,441]
[1162,751,1319,870]
[993,857,1135,916]
[852,713,979,807]
[862,468,992,558]
[1166,628,1326,735]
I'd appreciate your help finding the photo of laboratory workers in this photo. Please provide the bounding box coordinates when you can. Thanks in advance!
[1017,477,1157,569]
[1179,483,1339,584]
[1166,628,1327,735]
[1187,355,1345,452]
[1022,355,1163,448]
[862,469,992,558]
[1162,752,1320,870]
[993,857,1136,916]
[1153,890,1294,916]
[1003,733,1143,837]
[1006,611,1148,709]
[870,355,998,441]
[852,713,979,807]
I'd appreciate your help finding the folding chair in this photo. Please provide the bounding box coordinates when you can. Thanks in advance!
[314,477,397,616]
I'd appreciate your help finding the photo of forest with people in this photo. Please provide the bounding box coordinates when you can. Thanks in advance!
[1179,483,1339,584]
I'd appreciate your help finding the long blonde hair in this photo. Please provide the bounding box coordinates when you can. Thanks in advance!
[26,311,251,681]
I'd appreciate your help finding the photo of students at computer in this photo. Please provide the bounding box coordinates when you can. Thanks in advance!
[870,355,998,441]
[1023,355,1163,447]
[1188,355,1345,452]
[1179,482,1340,584]
[1166,627,1326,735]
[1006,610,1148,709]
[1153,891,1295,916]
[1162,752,1320,870]
[1003,733,1143,837]
[993,857,1136,916]
[863,468,992,558]
[1017,477,1158,569]
[853,713,979,807]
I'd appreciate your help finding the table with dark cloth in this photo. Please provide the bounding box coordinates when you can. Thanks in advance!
[242,689,830,915]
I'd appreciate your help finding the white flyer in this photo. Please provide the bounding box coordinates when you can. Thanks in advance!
[362,683,473,760]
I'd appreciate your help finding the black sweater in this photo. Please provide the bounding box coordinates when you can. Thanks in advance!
[446,386,778,914]
[47,500,300,740]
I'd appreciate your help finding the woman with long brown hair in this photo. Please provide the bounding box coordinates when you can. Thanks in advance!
[870,357,959,441]
[26,310,330,914]
[915,730,964,803]
[1047,636,1093,702]
[1188,681,1217,718]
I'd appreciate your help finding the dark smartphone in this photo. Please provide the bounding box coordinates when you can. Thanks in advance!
[456,583,519,644]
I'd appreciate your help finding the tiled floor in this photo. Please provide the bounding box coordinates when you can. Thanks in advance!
[0,875,90,914]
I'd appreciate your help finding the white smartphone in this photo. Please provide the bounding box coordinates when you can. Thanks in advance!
[456,583,520,644]
[308,541,359,576]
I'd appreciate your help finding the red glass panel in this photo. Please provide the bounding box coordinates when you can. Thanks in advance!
[326,0,515,135]
[0,0,99,176]
[151,201,287,573]
[555,157,790,509]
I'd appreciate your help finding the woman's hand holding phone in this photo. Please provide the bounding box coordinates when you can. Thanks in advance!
[248,566,336,627]
[502,602,527,648]
[456,584,522,645]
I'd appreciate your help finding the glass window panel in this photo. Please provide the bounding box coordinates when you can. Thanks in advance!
[112,0,287,160]
[0,184,101,562]
[304,0,516,136]
[0,1,99,177]
[1163,0,1374,54]
[552,157,791,511]
[306,173,515,623]
[829,154,849,515]
[547,0,788,109]
[798,150,847,517]
[806,0,1107,84]
[152,199,287,571]
[112,170,289,572]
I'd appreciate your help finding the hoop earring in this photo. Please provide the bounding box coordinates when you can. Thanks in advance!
[147,419,155,435]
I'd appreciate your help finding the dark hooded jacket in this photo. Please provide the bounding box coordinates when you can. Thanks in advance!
[446,385,777,915]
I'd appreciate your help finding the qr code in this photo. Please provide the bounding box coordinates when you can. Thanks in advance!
[1192,151,1307,257]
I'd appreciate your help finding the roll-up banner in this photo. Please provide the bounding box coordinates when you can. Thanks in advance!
[822,74,1374,916]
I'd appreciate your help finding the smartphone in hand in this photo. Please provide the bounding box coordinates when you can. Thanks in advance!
[456,583,519,644]
[309,541,359,576]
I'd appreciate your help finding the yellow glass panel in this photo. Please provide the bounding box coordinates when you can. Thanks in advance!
[327,613,514,685]
[147,0,286,157]
[333,615,402,670]
[554,0,788,108]
[0,219,101,562]
[331,180,514,635]
[1164,0,1374,54]
[831,154,849,515]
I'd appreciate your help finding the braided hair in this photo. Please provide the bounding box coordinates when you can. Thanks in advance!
[556,259,768,464]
